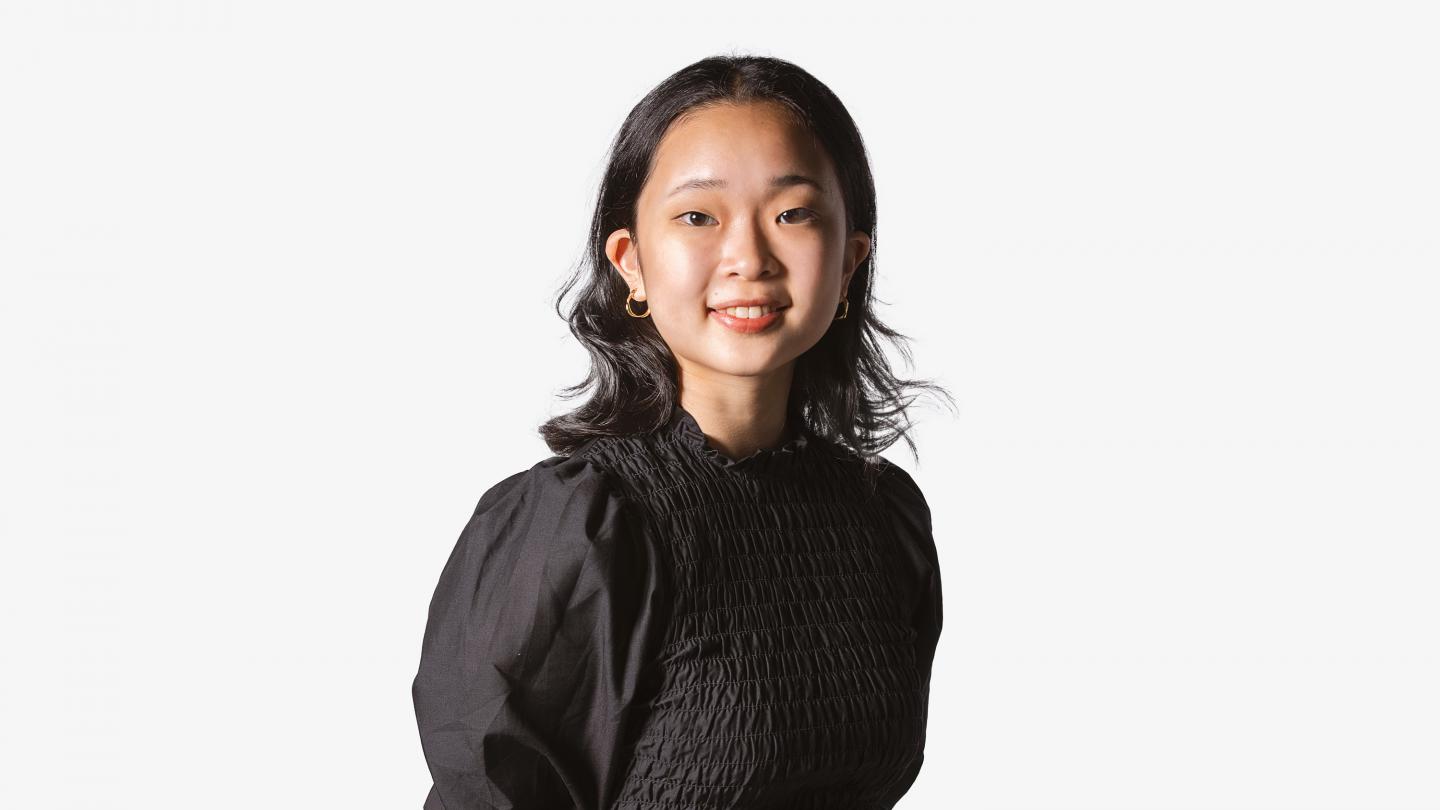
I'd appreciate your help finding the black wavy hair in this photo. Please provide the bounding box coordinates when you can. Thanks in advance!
[539,52,954,474]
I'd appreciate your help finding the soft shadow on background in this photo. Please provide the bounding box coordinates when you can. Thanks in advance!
[2,2,1436,808]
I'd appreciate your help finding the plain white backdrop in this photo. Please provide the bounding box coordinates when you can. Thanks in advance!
[2,1,1436,808]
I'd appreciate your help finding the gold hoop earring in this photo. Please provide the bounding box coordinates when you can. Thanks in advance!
[625,289,651,318]
[834,298,849,320]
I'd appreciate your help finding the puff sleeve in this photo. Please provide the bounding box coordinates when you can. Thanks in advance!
[877,461,943,695]
[412,455,668,810]
[872,460,944,800]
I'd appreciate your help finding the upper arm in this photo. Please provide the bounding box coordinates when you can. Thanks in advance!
[412,456,666,810]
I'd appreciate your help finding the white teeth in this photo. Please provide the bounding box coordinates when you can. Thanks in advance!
[720,305,774,318]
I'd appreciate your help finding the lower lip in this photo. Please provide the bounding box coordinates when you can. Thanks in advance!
[709,307,786,333]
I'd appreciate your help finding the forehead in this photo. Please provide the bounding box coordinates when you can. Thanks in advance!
[646,101,832,192]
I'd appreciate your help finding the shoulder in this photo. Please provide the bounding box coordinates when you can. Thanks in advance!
[871,455,933,541]
[471,451,626,517]
[459,452,637,568]
[874,456,927,507]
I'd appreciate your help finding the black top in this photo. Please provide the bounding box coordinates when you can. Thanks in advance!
[413,403,943,809]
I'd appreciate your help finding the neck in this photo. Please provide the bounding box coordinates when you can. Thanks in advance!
[677,366,795,462]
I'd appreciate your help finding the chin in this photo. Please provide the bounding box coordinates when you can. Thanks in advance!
[703,349,796,378]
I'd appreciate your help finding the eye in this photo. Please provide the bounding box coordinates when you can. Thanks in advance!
[676,211,717,226]
[779,208,818,224]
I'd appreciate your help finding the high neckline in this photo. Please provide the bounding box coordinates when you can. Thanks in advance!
[665,402,810,470]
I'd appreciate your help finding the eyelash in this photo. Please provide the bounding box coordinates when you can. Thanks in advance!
[677,209,817,226]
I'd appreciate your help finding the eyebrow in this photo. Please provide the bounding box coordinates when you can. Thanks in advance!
[665,173,825,198]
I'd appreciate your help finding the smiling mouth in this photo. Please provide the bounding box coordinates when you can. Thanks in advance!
[709,305,787,334]
[708,304,789,316]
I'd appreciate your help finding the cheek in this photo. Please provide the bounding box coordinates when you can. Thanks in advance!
[645,243,712,294]
[787,302,836,343]
[644,277,708,343]
[647,231,710,266]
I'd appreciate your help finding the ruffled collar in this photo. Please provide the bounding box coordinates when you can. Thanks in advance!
[666,402,811,471]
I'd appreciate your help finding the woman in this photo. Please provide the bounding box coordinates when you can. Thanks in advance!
[413,53,951,809]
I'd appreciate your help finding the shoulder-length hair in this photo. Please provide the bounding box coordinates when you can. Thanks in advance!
[539,52,954,472]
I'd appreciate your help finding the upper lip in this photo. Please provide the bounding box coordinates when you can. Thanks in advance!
[709,297,789,310]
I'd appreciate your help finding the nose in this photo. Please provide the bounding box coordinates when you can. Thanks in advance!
[718,215,778,279]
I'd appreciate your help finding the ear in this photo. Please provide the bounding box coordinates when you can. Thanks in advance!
[605,227,646,300]
[841,229,872,299]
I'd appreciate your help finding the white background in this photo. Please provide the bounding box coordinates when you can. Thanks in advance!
[2,1,1437,808]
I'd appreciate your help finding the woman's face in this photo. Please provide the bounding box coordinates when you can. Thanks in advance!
[606,101,871,387]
